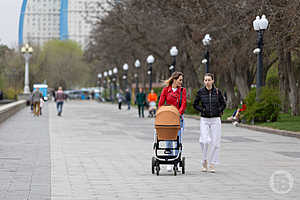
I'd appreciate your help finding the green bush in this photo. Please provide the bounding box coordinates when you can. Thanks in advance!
[185,88,199,115]
[243,87,281,123]
[266,66,279,89]
[3,88,20,100]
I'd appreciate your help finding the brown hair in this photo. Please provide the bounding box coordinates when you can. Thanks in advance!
[163,71,184,86]
[204,73,214,80]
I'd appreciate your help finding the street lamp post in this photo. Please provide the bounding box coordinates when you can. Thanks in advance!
[253,15,269,101]
[97,73,102,99]
[147,55,155,92]
[113,67,118,101]
[169,46,178,75]
[108,70,113,102]
[103,71,108,100]
[123,64,129,90]
[202,34,211,73]
[135,59,141,93]
[21,44,33,94]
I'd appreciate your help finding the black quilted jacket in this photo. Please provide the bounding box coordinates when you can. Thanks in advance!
[193,86,226,118]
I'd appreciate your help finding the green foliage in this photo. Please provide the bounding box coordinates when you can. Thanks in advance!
[243,87,281,123]
[37,40,90,89]
[3,88,21,100]
[153,87,163,96]
[257,113,300,132]
[185,88,199,115]
[266,65,279,88]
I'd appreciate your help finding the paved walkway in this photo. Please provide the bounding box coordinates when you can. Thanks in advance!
[0,101,299,200]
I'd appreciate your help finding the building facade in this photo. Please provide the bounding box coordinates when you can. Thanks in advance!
[19,0,104,49]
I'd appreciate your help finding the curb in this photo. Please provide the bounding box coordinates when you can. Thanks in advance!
[184,114,300,139]
[236,123,300,139]
[0,100,27,124]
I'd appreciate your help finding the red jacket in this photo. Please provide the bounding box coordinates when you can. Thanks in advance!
[158,86,187,115]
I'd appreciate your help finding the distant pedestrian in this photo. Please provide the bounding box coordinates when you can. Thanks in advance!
[55,86,65,116]
[31,88,43,116]
[147,89,158,118]
[116,92,123,110]
[125,89,131,110]
[193,73,226,173]
[91,90,95,100]
[40,97,45,115]
[135,88,146,118]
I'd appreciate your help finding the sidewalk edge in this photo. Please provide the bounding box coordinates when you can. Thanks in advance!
[184,114,300,139]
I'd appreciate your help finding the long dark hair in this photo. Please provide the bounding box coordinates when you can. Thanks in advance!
[163,71,184,86]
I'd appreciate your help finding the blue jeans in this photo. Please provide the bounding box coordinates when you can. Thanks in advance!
[56,102,64,114]
[166,115,184,156]
[127,100,131,110]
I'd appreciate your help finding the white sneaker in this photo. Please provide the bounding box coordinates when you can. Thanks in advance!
[209,164,216,173]
[202,161,208,172]
[167,165,172,172]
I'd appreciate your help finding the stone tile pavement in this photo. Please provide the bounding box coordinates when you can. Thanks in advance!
[0,101,299,200]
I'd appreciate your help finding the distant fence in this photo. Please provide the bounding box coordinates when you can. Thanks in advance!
[0,100,27,124]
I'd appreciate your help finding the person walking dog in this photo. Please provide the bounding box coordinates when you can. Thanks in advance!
[193,73,226,173]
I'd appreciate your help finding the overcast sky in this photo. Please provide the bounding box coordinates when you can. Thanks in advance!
[0,0,22,48]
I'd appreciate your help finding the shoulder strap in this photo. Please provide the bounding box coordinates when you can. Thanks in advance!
[179,87,183,108]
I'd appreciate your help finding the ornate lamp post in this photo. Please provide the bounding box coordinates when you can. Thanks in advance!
[113,67,118,101]
[202,34,212,73]
[169,46,178,75]
[123,63,129,90]
[147,55,155,92]
[103,71,108,100]
[21,44,33,94]
[108,69,113,101]
[97,73,102,99]
[135,59,141,93]
[253,15,269,101]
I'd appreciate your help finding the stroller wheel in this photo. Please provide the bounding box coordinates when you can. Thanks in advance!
[151,157,156,174]
[156,165,160,176]
[182,157,186,174]
[173,166,177,176]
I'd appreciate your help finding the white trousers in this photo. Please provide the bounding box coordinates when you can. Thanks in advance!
[199,117,221,165]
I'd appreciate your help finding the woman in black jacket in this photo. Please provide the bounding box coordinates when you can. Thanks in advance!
[193,73,226,173]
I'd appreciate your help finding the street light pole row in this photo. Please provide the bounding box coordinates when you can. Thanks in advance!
[97,45,180,95]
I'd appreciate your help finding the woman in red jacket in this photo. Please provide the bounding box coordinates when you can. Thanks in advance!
[158,71,187,170]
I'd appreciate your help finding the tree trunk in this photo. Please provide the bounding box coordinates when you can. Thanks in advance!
[222,71,238,109]
[278,41,289,113]
[286,50,299,115]
[234,70,250,100]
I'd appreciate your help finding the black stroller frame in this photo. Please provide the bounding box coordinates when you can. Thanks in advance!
[152,135,185,176]
[151,105,185,176]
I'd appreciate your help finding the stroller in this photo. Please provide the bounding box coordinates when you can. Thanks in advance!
[148,101,157,118]
[151,105,185,176]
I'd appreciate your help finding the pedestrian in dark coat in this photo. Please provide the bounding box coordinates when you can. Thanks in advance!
[125,89,131,110]
[135,88,146,118]
[193,73,226,173]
